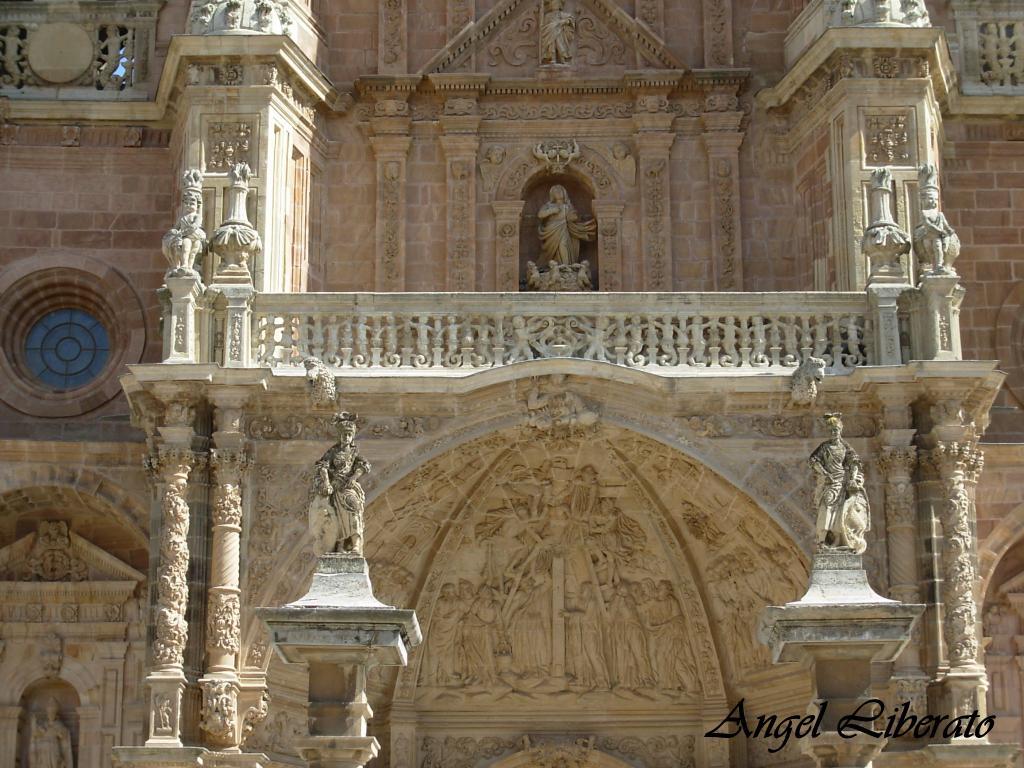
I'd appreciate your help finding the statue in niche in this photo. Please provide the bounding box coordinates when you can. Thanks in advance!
[540,0,575,64]
[29,698,74,768]
[161,169,207,277]
[913,163,960,276]
[527,185,596,292]
[309,412,371,556]
[809,413,871,554]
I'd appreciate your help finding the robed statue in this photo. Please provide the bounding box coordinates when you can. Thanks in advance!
[309,412,371,556]
[29,698,74,768]
[809,413,871,554]
[538,184,595,266]
[540,0,575,64]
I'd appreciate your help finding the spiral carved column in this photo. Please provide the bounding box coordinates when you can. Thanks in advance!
[145,445,199,748]
[199,447,251,750]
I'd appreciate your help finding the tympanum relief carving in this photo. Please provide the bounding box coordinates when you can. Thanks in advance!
[413,445,703,701]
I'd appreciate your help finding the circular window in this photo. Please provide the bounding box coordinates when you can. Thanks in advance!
[24,309,111,390]
[0,258,147,418]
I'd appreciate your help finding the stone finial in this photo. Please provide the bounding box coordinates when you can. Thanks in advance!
[161,168,207,278]
[189,0,293,35]
[862,167,911,284]
[211,163,262,282]
[913,163,960,277]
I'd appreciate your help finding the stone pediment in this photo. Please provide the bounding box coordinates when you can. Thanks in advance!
[0,521,144,584]
[420,0,681,76]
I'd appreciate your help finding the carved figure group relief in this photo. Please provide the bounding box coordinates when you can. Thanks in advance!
[410,434,713,703]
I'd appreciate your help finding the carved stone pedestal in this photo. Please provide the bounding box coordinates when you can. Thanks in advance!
[164,274,204,363]
[911,273,964,361]
[259,554,421,768]
[759,552,924,768]
[111,746,208,768]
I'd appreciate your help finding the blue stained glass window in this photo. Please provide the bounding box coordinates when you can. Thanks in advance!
[24,309,110,390]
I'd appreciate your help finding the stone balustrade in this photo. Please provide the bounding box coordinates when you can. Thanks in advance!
[246,292,874,372]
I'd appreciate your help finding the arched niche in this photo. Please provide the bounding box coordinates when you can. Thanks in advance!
[519,173,599,290]
[16,679,79,768]
[982,535,1024,748]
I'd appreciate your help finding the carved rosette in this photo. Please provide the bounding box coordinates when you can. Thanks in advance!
[931,440,984,668]
[151,447,196,669]
[879,446,918,603]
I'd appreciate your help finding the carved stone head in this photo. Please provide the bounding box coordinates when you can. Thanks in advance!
[824,412,844,439]
[918,163,940,211]
[332,411,358,443]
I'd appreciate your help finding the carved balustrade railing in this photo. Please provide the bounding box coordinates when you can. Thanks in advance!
[246,292,873,372]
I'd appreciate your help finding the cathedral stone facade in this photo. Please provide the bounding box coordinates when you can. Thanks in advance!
[1,0,1024,766]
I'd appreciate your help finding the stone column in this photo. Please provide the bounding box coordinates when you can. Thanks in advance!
[0,705,20,767]
[592,202,624,290]
[880,442,929,712]
[701,129,744,290]
[492,201,525,291]
[198,446,250,750]
[144,444,199,748]
[930,434,989,718]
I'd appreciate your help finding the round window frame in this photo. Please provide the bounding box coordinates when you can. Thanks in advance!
[0,257,146,418]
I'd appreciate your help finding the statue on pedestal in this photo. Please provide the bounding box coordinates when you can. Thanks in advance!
[161,169,207,277]
[527,185,596,292]
[29,698,74,768]
[913,163,960,276]
[809,413,871,554]
[309,412,371,556]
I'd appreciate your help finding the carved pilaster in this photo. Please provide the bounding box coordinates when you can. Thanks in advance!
[703,0,733,67]
[881,445,920,603]
[379,0,407,73]
[369,135,413,291]
[493,201,525,291]
[593,202,624,291]
[439,121,481,290]
[635,133,674,290]
[702,131,744,290]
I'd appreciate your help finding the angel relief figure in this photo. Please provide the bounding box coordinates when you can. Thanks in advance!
[309,412,371,556]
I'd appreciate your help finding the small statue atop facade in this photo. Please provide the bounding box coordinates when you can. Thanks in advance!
[862,167,910,283]
[303,357,337,406]
[809,413,871,554]
[161,169,207,277]
[913,163,960,276]
[527,185,596,292]
[309,412,371,556]
[29,697,74,768]
[540,0,575,65]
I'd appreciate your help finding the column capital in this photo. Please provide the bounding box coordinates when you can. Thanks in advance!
[439,134,481,155]
[633,130,676,154]
[369,134,413,158]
